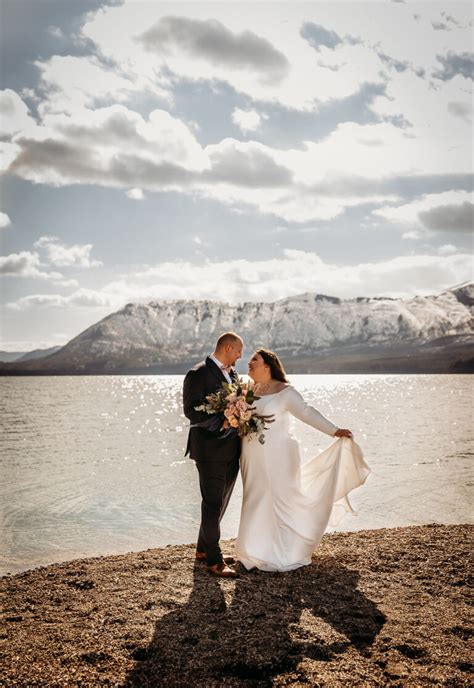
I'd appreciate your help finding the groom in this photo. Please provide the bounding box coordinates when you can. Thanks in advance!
[183,332,243,578]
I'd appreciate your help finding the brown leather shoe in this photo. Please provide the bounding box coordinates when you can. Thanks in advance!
[206,562,238,578]
[195,551,236,565]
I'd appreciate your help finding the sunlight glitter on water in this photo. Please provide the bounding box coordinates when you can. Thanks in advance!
[1,374,472,575]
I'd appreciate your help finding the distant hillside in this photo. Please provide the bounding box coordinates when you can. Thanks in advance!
[1,283,472,375]
[0,351,25,363]
[17,346,62,362]
[0,346,61,363]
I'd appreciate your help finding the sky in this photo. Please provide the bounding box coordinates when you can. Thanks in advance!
[0,0,473,350]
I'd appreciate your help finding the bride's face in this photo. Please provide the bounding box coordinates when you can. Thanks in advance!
[247,352,268,381]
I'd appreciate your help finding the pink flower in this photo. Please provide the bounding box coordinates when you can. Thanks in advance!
[224,404,237,418]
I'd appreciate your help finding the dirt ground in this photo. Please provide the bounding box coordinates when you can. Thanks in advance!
[1,524,472,687]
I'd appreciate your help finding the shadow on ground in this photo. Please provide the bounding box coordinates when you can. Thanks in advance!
[124,556,386,686]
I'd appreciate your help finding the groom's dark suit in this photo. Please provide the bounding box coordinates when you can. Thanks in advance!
[183,356,241,566]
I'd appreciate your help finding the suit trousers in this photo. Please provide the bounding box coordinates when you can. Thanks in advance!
[195,457,240,566]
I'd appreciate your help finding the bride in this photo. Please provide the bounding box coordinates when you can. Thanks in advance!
[235,348,370,572]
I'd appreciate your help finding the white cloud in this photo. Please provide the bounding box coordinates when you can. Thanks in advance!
[0,89,36,136]
[34,236,103,268]
[20,88,39,102]
[7,289,116,311]
[48,25,64,39]
[81,2,395,110]
[0,212,11,229]
[232,108,264,133]
[6,294,69,310]
[126,187,144,200]
[4,82,471,223]
[0,251,41,276]
[419,202,473,233]
[437,244,458,255]
[374,191,474,233]
[6,250,472,311]
[281,120,471,184]
[35,55,168,115]
[0,250,77,286]
[139,16,290,83]
[0,141,22,173]
[205,138,291,187]
[8,103,209,188]
[371,71,472,161]
[34,235,58,246]
[402,230,423,241]
[6,107,412,222]
[79,0,473,118]
[2,4,473,228]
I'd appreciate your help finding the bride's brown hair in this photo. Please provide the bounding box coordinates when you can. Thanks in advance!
[257,348,289,383]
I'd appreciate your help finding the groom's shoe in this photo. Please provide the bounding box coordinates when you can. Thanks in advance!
[206,562,238,578]
[196,551,236,565]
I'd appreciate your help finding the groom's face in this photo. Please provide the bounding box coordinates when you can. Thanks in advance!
[226,339,243,366]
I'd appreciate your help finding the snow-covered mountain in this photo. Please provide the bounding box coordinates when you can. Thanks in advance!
[2,283,473,374]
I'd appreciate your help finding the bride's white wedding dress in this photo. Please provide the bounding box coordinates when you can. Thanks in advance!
[235,386,370,572]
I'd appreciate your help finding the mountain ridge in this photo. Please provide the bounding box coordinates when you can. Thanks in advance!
[1,283,472,375]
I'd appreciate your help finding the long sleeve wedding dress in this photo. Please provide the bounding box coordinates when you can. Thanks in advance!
[235,386,370,572]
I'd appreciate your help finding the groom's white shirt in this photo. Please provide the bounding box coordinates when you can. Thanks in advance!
[209,353,232,384]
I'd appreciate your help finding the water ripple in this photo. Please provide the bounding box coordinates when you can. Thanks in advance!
[1,373,472,575]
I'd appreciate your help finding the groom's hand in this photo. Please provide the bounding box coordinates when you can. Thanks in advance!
[334,428,353,438]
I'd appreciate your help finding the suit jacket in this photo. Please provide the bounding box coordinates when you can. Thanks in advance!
[183,356,241,462]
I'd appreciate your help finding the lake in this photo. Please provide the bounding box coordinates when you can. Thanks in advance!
[1,374,472,575]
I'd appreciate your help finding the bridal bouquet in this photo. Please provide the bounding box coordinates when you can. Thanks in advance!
[194,378,274,444]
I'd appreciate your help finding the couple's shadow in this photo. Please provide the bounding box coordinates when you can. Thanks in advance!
[124,555,385,687]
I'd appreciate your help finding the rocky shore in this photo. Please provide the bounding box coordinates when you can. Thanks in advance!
[1,525,472,687]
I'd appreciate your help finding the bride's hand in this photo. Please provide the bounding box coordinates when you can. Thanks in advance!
[334,428,353,438]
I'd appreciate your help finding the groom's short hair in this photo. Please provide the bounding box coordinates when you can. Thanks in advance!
[216,332,242,350]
